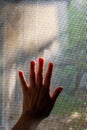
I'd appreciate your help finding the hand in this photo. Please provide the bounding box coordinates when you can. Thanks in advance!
[19,57,63,121]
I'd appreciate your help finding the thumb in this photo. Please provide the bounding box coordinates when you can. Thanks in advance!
[51,87,63,103]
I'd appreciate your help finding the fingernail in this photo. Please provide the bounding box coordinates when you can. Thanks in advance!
[59,87,63,91]
[49,62,53,71]
[39,57,44,62]
[49,62,53,67]
[19,71,23,76]
[31,61,35,66]
[39,57,44,66]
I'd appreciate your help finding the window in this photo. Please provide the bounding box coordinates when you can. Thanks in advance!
[0,0,86,129]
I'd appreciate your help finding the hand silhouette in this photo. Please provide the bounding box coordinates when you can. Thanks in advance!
[19,57,63,121]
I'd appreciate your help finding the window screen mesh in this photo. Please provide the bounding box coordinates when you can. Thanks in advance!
[0,0,86,130]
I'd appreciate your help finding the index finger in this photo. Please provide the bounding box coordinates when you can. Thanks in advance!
[37,57,44,87]
[30,60,36,87]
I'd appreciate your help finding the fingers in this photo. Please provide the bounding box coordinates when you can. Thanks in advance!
[19,71,28,92]
[44,62,53,91]
[30,60,36,87]
[51,87,63,103]
[37,57,44,87]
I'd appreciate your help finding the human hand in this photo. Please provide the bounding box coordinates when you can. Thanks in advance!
[19,57,63,121]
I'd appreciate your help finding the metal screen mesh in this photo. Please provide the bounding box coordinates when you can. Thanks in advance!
[0,0,86,129]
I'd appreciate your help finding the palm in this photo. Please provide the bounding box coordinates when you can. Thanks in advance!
[19,57,63,120]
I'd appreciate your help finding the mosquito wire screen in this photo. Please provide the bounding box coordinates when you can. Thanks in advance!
[0,0,86,129]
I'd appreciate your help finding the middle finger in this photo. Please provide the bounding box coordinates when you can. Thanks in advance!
[37,57,44,88]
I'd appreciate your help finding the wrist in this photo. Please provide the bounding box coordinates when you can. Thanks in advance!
[12,112,41,130]
[22,112,41,125]
[21,112,41,130]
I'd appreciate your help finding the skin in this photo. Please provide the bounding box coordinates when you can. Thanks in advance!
[12,57,63,130]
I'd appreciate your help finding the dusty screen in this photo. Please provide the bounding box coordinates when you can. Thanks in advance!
[0,0,86,129]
